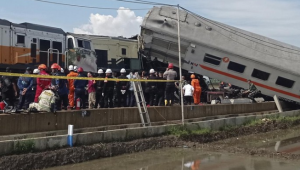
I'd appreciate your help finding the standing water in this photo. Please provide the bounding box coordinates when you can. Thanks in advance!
[47,148,300,170]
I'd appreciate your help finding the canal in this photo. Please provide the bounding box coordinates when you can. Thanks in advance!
[47,147,300,170]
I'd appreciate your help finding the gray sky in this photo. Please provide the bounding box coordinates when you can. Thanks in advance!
[1,0,300,47]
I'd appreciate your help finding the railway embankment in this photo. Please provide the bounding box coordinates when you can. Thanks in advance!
[0,109,300,170]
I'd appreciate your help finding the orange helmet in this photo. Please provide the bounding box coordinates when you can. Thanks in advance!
[191,74,196,79]
[38,64,47,70]
[51,63,60,69]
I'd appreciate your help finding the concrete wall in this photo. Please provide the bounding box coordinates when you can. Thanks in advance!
[0,109,298,156]
[0,102,277,136]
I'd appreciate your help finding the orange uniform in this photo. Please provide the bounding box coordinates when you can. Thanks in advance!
[191,74,201,104]
[67,71,78,107]
[191,160,201,170]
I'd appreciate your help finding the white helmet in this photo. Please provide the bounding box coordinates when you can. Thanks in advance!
[120,68,126,73]
[61,68,64,73]
[98,69,104,74]
[68,65,74,71]
[149,69,155,74]
[33,69,40,74]
[74,66,78,72]
[105,69,112,74]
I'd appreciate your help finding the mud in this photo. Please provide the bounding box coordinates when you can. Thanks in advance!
[1,118,300,170]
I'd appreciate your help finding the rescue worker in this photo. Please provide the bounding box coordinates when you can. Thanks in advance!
[112,71,119,107]
[32,69,40,101]
[102,69,114,108]
[67,65,78,109]
[28,89,57,113]
[51,63,68,110]
[146,69,157,106]
[244,79,259,103]
[35,64,51,102]
[155,71,165,106]
[191,74,201,105]
[116,68,129,107]
[74,67,88,109]
[94,69,105,108]
[0,67,18,110]
[163,63,177,106]
[17,67,34,110]
[126,70,136,107]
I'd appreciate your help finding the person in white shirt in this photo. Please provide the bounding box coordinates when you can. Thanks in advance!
[182,81,194,105]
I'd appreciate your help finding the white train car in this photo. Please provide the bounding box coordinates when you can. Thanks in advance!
[0,19,97,72]
[140,6,300,104]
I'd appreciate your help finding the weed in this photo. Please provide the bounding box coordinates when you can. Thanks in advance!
[14,140,35,154]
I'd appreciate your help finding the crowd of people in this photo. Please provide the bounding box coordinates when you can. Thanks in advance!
[0,62,212,113]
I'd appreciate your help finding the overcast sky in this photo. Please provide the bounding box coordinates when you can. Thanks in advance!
[1,0,300,46]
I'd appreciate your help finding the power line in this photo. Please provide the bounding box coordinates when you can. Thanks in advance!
[180,6,300,55]
[110,0,175,6]
[32,0,151,10]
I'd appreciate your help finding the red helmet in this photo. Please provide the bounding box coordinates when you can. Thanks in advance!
[77,67,83,73]
[38,64,47,70]
[51,63,60,69]
[168,63,174,69]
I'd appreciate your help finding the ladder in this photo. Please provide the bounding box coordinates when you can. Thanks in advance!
[130,72,151,127]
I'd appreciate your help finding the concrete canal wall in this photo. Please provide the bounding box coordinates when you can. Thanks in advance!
[0,102,277,136]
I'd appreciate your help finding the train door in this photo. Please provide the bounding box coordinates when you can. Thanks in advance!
[39,39,50,66]
[52,41,62,66]
[95,49,108,68]
[31,38,37,64]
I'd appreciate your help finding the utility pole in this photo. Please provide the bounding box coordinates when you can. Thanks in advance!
[177,4,184,125]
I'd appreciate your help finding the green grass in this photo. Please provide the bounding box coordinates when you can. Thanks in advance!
[14,140,35,154]
[168,115,300,137]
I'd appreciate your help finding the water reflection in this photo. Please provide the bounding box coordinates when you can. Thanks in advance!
[47,148,300,170]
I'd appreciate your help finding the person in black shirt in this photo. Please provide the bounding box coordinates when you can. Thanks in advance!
[116,68,129,107]
[155,71,165,106]
[103,69,115,108]
[146,69,157,106]
[94,69,105,108]
[1,67,18,110]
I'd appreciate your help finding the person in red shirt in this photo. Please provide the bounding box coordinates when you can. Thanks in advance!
[34,64,52,102]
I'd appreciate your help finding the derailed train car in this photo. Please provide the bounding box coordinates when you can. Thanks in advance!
[140,6,300,104]
[0,19,97,72]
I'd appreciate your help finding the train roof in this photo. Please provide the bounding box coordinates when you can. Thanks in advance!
[0,18,65,34]
[13,22,65,34]
[0,19,11,26]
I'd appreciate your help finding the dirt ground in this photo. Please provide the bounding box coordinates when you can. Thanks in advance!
[1,119,300,170]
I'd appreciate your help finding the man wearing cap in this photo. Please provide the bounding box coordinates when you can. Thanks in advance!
[17,67,34,111]
[116,68,129,107]
[94,69,105,108]
[67,65,78,109]
[51,63,69,110]
[146,69,157,106]
[102,69,115,108]
[163,63,177,106]
[0,67,18,110]
[74,67,88,109]
[35,64,51,102]
[126,70,136,107]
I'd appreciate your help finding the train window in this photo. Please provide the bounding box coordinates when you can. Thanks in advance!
[84,41,91,50]
[203,54,221,65]
[32,38,37,43]
[17,35,25,44]
[251,69,270,80]
[276,77,294,88]
[227,61,246,73]
[68,38,74,49]
[122,48,126,55]
[78,40,84,48]
[53,41,62,53]
[40,39,50,51]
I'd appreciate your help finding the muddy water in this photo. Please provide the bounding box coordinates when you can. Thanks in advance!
[47,148,300,170]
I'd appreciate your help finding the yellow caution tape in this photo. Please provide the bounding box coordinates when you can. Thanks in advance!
[0,72,179,82]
